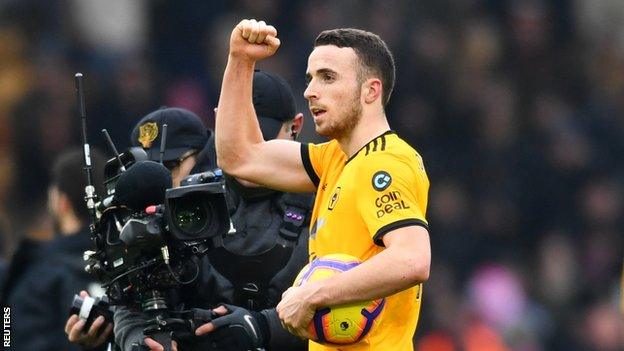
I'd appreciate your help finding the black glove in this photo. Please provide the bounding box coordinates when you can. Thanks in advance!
[206,304,269,351]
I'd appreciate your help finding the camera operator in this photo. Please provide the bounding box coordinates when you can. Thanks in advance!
[68,70,312,351]
[2,149,112,351]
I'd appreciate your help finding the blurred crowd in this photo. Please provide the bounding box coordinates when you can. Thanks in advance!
[0,0,622,350]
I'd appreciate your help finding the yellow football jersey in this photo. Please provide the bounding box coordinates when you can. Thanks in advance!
[301,131,430,351]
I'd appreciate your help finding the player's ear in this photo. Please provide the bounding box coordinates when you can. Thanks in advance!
[292,113,304,134]
[363,78,382,104]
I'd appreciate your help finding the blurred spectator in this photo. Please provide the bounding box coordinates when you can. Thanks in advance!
[69,0,148,55]
[581,300,624,351]
[1,149,109,351]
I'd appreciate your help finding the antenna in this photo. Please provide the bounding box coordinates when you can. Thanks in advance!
[101,129,126,172]
[75,73,98,221]
[159,123,168,164]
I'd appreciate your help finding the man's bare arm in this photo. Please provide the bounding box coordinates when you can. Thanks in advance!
[297,225,429,305]
[311,226,430,304]
[215,19,315,192]
[276,225,430,338]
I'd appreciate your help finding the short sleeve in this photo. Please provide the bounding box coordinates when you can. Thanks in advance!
[355,153,429,246]
[300,142,331,188]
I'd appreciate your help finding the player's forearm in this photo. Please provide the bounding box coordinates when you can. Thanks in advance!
[310,242,429,308]
[215,57,264,173]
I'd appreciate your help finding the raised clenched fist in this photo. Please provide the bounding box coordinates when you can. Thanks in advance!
[229,19,281,61]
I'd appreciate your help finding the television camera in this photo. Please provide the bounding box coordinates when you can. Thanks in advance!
[72,73,231,351]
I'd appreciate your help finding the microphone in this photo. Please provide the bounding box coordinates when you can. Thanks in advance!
[114,161,172,212]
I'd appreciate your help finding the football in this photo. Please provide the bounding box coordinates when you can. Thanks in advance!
[293,253,385,345]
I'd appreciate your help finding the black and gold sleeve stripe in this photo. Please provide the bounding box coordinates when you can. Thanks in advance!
[300,143,320,188]
[373,218,429,247]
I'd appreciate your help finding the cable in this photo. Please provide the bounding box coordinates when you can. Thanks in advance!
[165,259,200,285]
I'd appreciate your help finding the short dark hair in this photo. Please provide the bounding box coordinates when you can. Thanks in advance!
[50,148,105,221]
[314,28,396,106]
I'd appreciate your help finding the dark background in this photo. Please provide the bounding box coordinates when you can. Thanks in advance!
[0,1,622,349]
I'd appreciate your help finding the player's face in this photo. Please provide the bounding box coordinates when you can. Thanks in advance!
[304,45,363,139]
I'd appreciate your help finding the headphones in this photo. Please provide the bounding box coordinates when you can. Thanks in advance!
[290,125,298,140]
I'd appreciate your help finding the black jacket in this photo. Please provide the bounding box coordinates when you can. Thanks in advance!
[2,228,108,351]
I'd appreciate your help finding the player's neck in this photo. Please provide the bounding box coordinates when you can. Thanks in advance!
[338,112,390,159]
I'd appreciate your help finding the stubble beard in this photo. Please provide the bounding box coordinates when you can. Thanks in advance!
[317,90,363,141]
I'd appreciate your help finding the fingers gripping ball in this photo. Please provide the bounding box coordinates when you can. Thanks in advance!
[293,254,385,345]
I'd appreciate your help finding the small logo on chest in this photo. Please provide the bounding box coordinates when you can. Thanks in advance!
[328,187,341,210]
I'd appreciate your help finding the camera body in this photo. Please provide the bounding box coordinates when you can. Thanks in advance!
[72,77,231,349]
[165,170,230,248]
[83,148,230,308]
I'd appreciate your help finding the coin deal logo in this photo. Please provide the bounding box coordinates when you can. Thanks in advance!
[372,171,392,191]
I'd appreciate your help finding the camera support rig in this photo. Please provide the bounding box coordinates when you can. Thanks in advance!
[75,73,231,351]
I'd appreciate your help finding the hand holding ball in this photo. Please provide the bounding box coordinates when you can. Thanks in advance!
[293,254,385,345]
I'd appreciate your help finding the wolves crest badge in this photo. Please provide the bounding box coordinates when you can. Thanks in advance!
[138,122,158,148]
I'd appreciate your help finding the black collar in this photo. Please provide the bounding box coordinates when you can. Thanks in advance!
[345,130,395,165]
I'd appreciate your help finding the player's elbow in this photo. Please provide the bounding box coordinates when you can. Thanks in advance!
[404,247,431,283]
[215,140,262,178]
[216,154,235,174]
[392,248,430,285]
[217,157,245,179]
[215,135,246,171]
[217,155,261,187]
[216,147,247,175]
[410,259,430,283]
